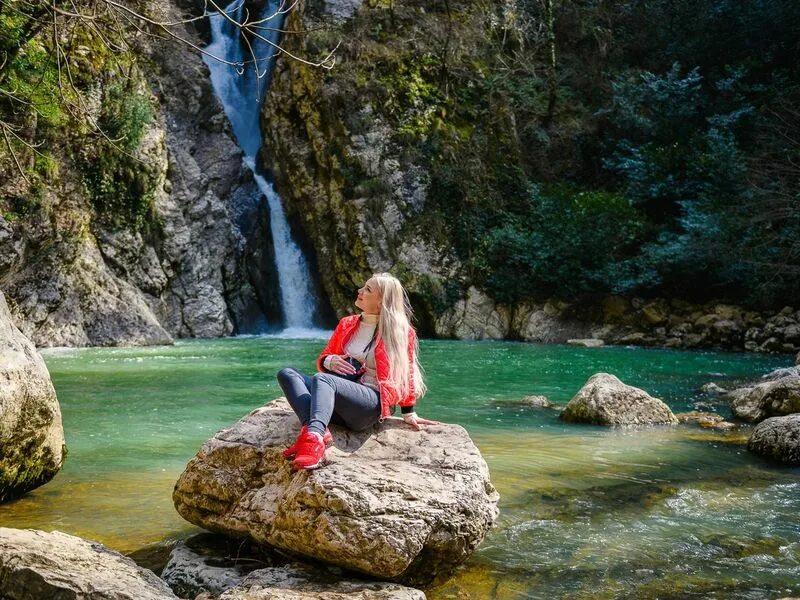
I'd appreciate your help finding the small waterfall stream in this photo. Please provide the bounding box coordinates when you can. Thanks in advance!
[204,0,321,335]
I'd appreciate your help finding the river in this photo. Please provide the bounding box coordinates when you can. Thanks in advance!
[1,338,798,598]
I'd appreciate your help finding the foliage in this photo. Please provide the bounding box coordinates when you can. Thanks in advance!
[347,0,800,309]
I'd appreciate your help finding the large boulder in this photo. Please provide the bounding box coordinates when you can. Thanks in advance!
[731,376,800,422]
[0,528,178,599]
[747,415,800,465]
[0,292,65,502]
[173,399,499,586]
[561,373,679,425]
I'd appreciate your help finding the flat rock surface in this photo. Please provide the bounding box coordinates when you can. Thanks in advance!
[747,414,800,465]
[561,373,679,425]
[0,292,65,502]
[0,528,178,599]
[173,399,499,586]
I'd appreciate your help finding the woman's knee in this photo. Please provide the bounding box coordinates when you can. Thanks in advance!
[277,367,299,384]
[312,372,335,387]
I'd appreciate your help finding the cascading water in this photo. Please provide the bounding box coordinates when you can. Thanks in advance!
[204,0,323,336]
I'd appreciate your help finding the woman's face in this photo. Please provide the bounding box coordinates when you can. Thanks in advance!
[355,278,382,314]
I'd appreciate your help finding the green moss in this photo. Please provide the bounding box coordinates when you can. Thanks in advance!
[0,434,62,503]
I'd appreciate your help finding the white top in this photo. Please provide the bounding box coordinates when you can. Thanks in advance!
[325,313,380,391]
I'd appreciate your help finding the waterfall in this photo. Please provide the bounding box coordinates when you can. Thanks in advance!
[204,0,323,336]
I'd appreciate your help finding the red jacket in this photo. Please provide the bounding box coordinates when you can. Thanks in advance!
[316,314,417,419]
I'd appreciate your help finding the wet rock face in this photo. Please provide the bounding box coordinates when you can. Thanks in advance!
[561,373,679,426]
[0,292,65,502]
[731,376,800,423]
[747,414,800,466]
[173,399,499,586]
[0,528,178,599]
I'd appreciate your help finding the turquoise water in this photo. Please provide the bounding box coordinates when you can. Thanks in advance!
[1,338,798,598]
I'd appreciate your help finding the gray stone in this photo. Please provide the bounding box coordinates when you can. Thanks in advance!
[436,286,509,340]
[567,338,605,348]
[161,536,255,598]
[0,292,65,502]
[0,528,178,599]
[698,382,727,395]
[322,0,364,20]
[747,414,800,466]
[731,376,800,422]
[519,395,553,408]
[760,366,800,382]
[561,373,679,426]
[173,399,499,586]
[217,563,425,599]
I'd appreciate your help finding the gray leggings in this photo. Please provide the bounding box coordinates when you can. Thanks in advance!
[276,367,381,436]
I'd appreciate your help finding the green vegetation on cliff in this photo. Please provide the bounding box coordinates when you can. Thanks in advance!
[296,0,799,309]
[0,1,160,232]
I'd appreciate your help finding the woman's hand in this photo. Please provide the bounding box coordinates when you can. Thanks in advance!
[402,413,441,430]
[327,355,357,376]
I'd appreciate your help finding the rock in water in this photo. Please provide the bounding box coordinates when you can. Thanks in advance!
[747,415,800,465]
[0,292,65,502]
[216,564,426,599]
[731,376,800,422]
[566,338,605,348]
[561,373,679,425]
[0,528,178,599]
[173,399,499,585]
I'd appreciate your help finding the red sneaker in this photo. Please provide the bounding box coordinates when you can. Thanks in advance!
[282,426,332,459]
[292,431,327,470]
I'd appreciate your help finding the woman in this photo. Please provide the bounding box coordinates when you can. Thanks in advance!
[276,273,438,470]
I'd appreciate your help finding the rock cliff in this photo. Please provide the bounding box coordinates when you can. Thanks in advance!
[0,1,279,347]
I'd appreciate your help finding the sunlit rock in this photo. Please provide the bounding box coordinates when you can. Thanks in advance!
[519,395,554,408]
[0,528,178,599]
[567,338,605,348]
[173,399,499,586]
[0,292,65,502]
[698,382,727,395]
[747,414,800,465]
[675,411,736,430]
[561,373,679,426]
[760,365,800,381]
[731,376,800,422]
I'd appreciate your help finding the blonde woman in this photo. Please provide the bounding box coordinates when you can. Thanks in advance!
[277,273,437,470]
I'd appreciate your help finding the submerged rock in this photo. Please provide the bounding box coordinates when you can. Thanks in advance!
[213,564,425,599]
[0,528,178,599]
[561,373,679,426]
[675,412,737,430]
[519,395,554,408]
[747,414,800,465]
[0,292,65,502]
[173,399,499,586]
[730,376,800,422]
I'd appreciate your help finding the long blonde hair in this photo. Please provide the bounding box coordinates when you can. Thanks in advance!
[373,273,426,401]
